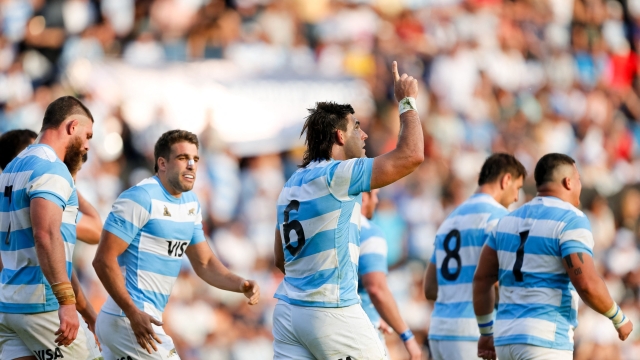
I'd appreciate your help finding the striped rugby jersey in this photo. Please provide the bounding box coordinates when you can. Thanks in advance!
[428,193,508,341]
[0,144,77,314]
[357,216,388,327]
[274,158,374,307]
[487,196,594,351]
[101,176,205,320]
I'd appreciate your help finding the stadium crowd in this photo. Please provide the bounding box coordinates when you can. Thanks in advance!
[4,0,640,358]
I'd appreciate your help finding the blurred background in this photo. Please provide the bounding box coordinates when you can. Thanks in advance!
[3,0,640,358]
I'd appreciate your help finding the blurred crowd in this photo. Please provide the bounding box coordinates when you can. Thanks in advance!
[4,0,640,358]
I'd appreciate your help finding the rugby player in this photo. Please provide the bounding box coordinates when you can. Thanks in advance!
[423,153,526,360]
[473,153,633,360]
[0,97,100,359]
[272,61,424,359]
[358,189,421,359]
[0,129,103,345]
[93,130,260,360]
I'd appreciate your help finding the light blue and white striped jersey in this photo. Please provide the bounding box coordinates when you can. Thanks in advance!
[0,144,77,314]
[357,216,388,327]
[102,176,206,320]
[487,196,594,351]
[274,158,374,308]
[429,193,508,341]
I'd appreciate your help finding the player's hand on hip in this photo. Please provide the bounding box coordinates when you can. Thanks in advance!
[55,304,80,347]
[127,309,163,354]
[617,319,633,341]
[404,337,422,360]
[378,319,392,334]
[392,61,418,102]
[477,335,496,360]
[241,280,260,305]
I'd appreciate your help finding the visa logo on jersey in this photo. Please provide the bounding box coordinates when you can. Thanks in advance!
[167,240,187,257]
[33,348,63,360]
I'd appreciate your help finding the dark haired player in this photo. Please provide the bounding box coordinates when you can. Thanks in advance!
[424,153,526,360]
[0,96,101,359]
[272,62,424,359]
[93,130,260,360]
[474,153,633,360]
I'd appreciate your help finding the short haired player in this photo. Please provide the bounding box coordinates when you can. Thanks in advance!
[272,61,424,359]
[93,130,260,360]
[473,153,633,360]
[358,189,422,359]
[423,153,526,360]
[0,96,101,359]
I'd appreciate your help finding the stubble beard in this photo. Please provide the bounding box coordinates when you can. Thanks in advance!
[63,136,86,176]
[168,171,194,193]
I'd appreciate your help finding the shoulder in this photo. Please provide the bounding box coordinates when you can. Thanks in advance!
[116,181,153,208]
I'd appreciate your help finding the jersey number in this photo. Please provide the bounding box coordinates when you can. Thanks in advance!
[283,200,305,256]
[3,186,12,245]
[513,231,529,282]
[440,229,462,281]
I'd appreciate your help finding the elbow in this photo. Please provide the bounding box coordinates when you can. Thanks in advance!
[365,284,385,302]
[573,279,596,299]
[407,152,424,170]
[424,285,437,301]
[274,259,285,274]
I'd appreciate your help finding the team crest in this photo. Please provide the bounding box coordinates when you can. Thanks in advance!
[168,348,178,357]
[163,205,172,217]
[188,208,195,216]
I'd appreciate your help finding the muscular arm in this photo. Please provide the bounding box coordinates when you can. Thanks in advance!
[92,230,138,316]
[370,110,424,189]
[364,272,410,333]
[473,245,500,317]
[186,241,247,292]
[76,192,102,245]
[423,262,438,301]
[563,252,614,313]
[31,198,70,285]
[274,228,285,274]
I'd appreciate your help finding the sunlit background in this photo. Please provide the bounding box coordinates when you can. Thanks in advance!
[3,0,640,358]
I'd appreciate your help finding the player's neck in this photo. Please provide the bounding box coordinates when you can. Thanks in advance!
[536,186,571,204]
[330,145,347,161]
[476,184,502,205]
[156,173,183,198]
[36,131,67,161]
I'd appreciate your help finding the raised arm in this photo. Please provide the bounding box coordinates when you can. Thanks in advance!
[370,61,424,189]
[185,241,260,305]
[472,244,500,360]
[76,191,102,245]
[31,197,79,347]
[563,251,633,340]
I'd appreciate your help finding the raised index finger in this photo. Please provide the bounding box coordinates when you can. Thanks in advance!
[392,61,400,81]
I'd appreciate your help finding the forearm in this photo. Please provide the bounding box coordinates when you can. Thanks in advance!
[576,278,615,314]
[396,110,424,161]
[473,279,496,317]
[72,271,96,320]
[78,192,100,220]
[35,232,70,284]
[76,193,102,244]
[195,259,245,292]
[93,257,137,315]
[369,286,410,333]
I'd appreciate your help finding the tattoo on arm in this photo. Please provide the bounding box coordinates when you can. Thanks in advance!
[564,255,574,269]
[577,252,584,264]
[574,268,582,275]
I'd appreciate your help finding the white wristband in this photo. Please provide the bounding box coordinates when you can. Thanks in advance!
[605,302,629,329]
[398,97,417,115]
[476,313,494,336]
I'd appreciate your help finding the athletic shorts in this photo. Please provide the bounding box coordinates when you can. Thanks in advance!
[96,311,179,360]
[0,310,102,360]
[496,344,572,360]
[272,300,387,360]
[429,339,481,360]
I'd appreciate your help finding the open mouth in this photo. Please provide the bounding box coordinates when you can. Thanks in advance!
[184,174,195,180]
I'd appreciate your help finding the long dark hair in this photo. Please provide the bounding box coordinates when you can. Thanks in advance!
[300,102,354,168]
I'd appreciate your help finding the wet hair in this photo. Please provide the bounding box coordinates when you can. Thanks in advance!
[0,129,38,170]
[478,153,527,186]
[300,102,354,168]
[41,96,93,131]
[153,130,199,172]
[534,153,576,187]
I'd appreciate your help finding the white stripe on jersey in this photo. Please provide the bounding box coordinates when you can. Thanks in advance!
[279,282,339,303]
[277,176,331,206]
[437,283,473,304]
[137,270,175,296]
[149,199,199,223]
[497,251,565,274]
[26,173,73,200]
[0,284,45,304]
[436,212,492,235]
[499,286,563,307]
[360,236,387,256]
[0,170,33,191]
[138,232,189,258]
[435,246,483,268]
[285,249,338,279]
[495,318,558,342]
[429,317,480,338]
[349,243,359,264]
[0,207,31,231]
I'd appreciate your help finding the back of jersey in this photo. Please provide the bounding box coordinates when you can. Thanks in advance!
[487,196,594,351]
[0,144,75,314]
[274,158,373,308]
[429,193,508,341]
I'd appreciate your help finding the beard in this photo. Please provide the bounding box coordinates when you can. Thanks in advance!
[63,136,86,176]
[167,171,194,193]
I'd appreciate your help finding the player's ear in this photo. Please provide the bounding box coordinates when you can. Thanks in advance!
[66,118,79,136]
[157,157,167,172]
[562,177,571,191]
[500,173,512,189]
[335,129,345,146]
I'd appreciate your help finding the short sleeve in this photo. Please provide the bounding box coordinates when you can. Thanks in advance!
[26,162,74,209]
[559,215,594,257]
[359,225,388,275]
[103,187,151,244]
[327,158,374,200]
[486,226,498,251]
[430,249,436,264]
[190,202,206,245]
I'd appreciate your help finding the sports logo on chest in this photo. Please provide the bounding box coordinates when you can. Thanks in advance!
[167,240,188,258]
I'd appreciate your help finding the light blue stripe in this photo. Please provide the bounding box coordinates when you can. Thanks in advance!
[431,301,476,318]
[138,252,182,277]
[494,335,574,351]
[359,254,387,275]
[434,229,488,248]
[435,265,477,284]
[284,268,339,289]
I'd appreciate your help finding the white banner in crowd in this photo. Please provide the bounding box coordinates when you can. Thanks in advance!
[74,59,375,157]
